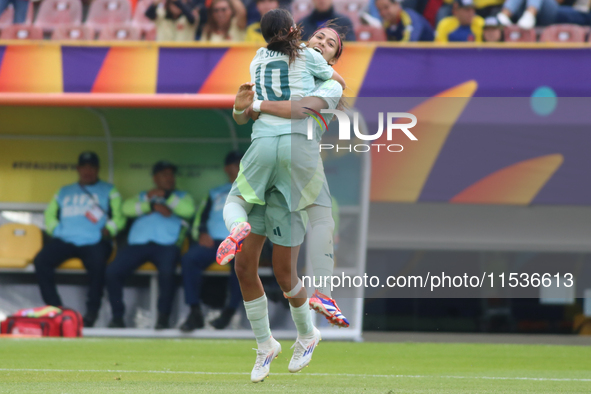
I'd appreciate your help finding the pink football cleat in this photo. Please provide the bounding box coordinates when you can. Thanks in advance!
[216,222,251,265]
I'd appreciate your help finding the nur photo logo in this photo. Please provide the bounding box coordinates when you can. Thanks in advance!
[304,108,418,153]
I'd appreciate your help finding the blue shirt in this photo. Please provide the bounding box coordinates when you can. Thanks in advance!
[203,183,232,241]
[50,181,118,246]
[127,190,190,246]
[384,9,434,42]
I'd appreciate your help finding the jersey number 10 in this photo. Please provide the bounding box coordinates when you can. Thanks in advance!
[255,60,291,101]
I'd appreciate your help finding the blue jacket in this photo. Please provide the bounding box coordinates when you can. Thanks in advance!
[45,181,125,246]
[192,183,231,242]
[123,190,196,246]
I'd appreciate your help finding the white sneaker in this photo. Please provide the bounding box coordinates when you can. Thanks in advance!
[517,10,536,29]
[496,12,513,26]
[251,337,281,383]
[288,327,321,373]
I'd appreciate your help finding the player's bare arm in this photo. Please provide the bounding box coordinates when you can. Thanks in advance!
[331,70,346,90]
[233,82,255,125]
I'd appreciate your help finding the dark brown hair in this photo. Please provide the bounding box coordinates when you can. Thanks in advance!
[261,8,302,64]
[203,0,234,41]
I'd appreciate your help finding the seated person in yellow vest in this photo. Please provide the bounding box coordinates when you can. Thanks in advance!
[180,151,243,332]
[145,0,198,41]
[106,161,196,329]
[437,0,504,24]
[245,0,279,44]
[436,0,485,42]
[375,0,435,41]
[33,152,126,328]
[200,0,247,42]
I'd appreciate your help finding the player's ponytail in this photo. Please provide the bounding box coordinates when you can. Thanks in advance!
[261,9,303,65]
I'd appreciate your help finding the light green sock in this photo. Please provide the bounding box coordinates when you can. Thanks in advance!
[290,301,314,337]
[314,272,333,298]
[244,294,272,344]
[223,195,253,232]
[307,205,335,298]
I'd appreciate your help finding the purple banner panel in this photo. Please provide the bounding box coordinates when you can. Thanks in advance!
[61,46,110,93]
[156,47,227,93]
[0,46,6,68]
[359,48,591,98]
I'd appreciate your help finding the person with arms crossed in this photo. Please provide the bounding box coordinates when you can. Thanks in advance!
[106,161,195,329]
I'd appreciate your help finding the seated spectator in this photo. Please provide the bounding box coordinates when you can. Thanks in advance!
[437,0,503,23]
[180,151,244,332]
[106,161,195,329]
[0,0,29,24]
[496,0,589,28]
[145,0,199,41]
[200,0,247,42]
[245,0,279,44]
[299,0,357,41]
[34,152,125,328]
[482,15,503,41]
[375,0,434,41]
[436,0,484,42]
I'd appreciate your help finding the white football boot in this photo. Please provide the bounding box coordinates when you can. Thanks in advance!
[288,327,321,373]
[251,337,281,383]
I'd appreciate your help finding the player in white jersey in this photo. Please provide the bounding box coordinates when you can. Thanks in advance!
[217,10,346,383]
[222,21,349,382]
[218,10,345,267]
[239,27,350,327]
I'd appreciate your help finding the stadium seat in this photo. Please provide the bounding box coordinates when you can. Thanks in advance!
[35,0,83,32]
[0,224,42,268]
[0,4,14,28]
[58,244,118,269]
[355,25,386,41]
[97,24,141,40]
[51,25,95,40]
[503,26,536,42]
[58,258,85,269]
[292,0,313,23]
[138,261,230,272]
[540,24,588,43]
[86,0,132,29]
[131,0,156,40]
[0,24,43,39]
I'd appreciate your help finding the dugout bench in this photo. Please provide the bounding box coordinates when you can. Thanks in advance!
[0,222,273,328]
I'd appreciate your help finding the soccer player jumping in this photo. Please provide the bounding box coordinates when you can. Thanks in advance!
[217,9,348,382]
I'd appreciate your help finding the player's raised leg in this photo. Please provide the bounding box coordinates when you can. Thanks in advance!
[235,232,281,383]
[218,195,253,265]
[306,205,350,328]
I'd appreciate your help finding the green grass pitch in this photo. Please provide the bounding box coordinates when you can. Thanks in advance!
[1,337,590,393]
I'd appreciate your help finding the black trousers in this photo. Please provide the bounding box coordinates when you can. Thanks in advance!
[106,243,179,319]
[33,238,112,314]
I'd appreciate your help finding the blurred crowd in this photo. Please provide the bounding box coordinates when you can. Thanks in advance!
[0,0,590,42]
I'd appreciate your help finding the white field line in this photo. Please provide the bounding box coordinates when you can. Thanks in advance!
[0,369,590,382]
